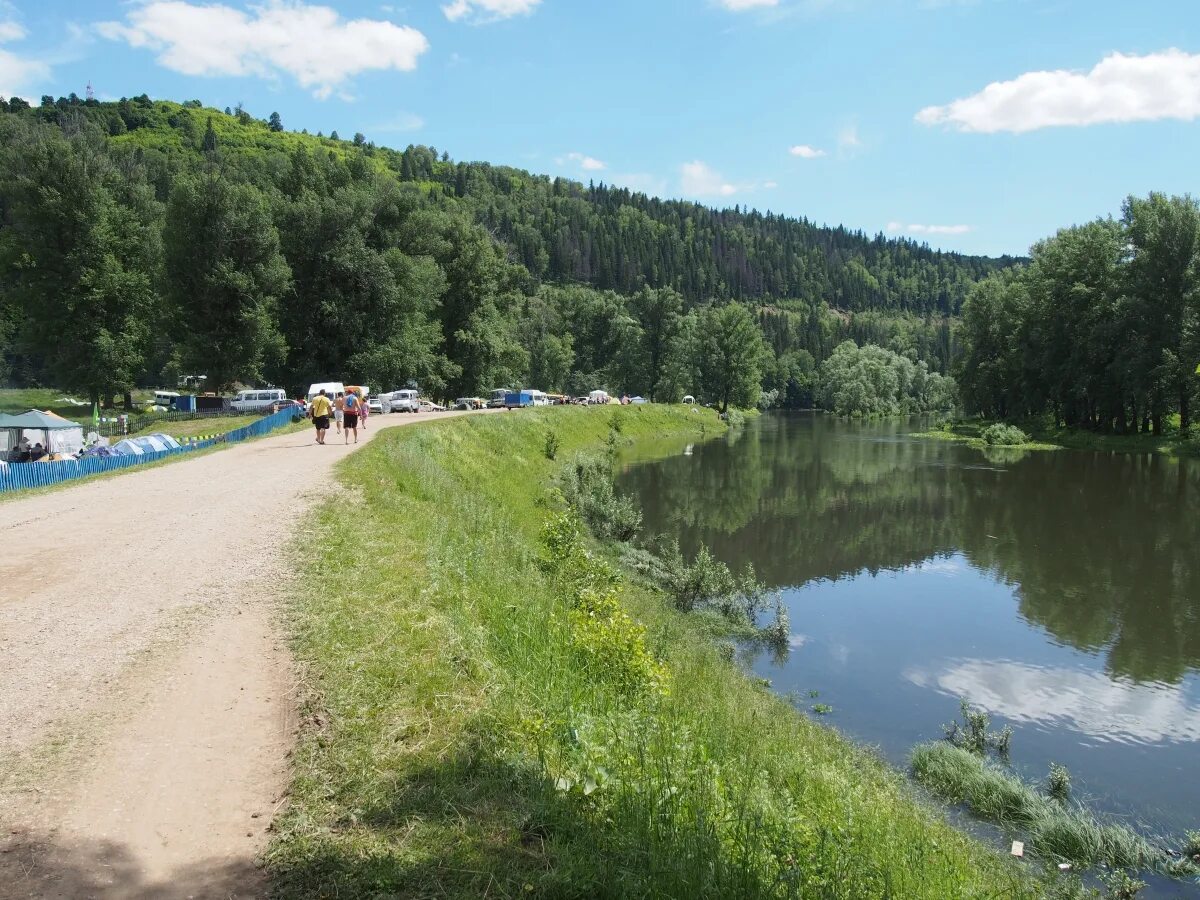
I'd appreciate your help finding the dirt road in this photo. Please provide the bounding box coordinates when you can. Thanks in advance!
[0,409,474,898]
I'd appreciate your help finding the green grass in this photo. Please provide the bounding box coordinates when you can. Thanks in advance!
[127,414,260,438]
[267,405,1045,899]
[910,743,1171,873]
[0,387,150,422]
[911,418,1200,457]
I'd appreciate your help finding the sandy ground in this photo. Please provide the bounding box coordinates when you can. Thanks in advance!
[0,409,476,899]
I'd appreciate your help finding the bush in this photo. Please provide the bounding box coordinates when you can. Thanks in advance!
[544,429,561,460]
[982,423,1030,446]
[559,453,642,541]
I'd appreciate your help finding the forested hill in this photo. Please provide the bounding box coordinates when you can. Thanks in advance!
[0,94,1014,402]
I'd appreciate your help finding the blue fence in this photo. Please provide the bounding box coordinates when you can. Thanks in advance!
[0,408,301,495]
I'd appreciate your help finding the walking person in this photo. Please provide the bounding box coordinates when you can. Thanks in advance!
[309,389,333,445]
[343,389,361,444]
[359,392,369,431]
[334,392,345,434]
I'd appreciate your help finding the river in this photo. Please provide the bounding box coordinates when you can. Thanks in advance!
[617,412,1200,891]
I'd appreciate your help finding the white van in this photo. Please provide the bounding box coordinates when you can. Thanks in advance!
[382,389,420,413]
[151,390,180,409]
[232,388,287,412]
[307,382,346,404]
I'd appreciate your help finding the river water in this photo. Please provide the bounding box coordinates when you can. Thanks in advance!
[617,412,1200,884]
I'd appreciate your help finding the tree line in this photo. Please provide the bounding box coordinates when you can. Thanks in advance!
[956,193,1200,435]
[0,96,983,408]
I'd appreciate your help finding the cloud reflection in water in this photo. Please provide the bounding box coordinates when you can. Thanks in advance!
[905,659,1200,746]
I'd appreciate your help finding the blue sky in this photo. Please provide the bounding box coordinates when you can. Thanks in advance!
[1,0,1197,257]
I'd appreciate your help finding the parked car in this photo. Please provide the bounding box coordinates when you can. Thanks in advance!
[382,389,420,413]
[268,399,305,414]
[419,399,446,413]
[453,397,483,410]
[367,398,384,414]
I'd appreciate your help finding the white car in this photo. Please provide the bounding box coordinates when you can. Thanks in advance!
[367,398,383,414]
[382,389,420,413]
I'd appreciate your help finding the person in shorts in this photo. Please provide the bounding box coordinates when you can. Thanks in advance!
[343,389,361,444]
[334,392,345,433]
[309,389,333,444]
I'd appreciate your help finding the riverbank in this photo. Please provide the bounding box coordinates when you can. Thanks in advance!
[267,405,1043,898]
[911,419,1200,457]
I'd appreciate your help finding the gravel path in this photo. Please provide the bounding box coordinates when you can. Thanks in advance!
[0,409,476,898]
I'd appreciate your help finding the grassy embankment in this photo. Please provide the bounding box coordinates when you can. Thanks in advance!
[268,405,1044,899]
[911,418,1200,457]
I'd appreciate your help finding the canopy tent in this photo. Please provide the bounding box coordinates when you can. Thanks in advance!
[588,390,611,403]
[0,410,85,456]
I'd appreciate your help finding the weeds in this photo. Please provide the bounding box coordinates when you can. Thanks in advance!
[544,429,561,460]
[911,742,1163,872]
[1047,762,1071,802]
[943,698,1013,758]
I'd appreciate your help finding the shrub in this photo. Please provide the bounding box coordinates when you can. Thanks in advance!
[943,699,1013,757]
[559,453,642,541]
[982,423,1030,446]
[722,408,746,428]
[544,429,561,460]
[1047,762,1071,802]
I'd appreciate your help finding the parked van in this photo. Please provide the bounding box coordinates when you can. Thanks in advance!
[232,388,287,412]
[307,382,346,403]
[382,389,420,413]
[151,390,180,409]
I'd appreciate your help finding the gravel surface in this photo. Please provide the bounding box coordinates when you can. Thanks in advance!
[0,409,477,898]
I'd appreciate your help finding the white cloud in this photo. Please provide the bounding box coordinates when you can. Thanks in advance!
[916,49,1200,134]
[442,0,540,23]
[716,0,779,9]
[905,659,1200,745]
[681,160,738,197]
[373,112,425,132]
[0,16,48,100]
[837,123,861,150]
[564,151,606,171]
[610,172,669,196]
[887,221,972,236]
[789,143,826,158]
[763,180,778,188]
[97,1,429,100]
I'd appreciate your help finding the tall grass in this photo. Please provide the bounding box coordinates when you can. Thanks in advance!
[910,742,1163,871]
[268,406,1046,898]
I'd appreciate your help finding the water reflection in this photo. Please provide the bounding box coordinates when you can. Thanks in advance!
[905,660,1200,746]
[621,413,1200,685]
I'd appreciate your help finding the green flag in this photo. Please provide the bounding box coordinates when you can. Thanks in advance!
[91,402,99,429]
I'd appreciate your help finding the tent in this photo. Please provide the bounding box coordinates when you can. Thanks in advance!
[588,390,610,404]
[110,433,182,456]
[0,409,85,457]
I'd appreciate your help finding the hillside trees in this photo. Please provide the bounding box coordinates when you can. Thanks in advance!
[163,173,289,390]
[0,97,978,409]
[0,119,161,405]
